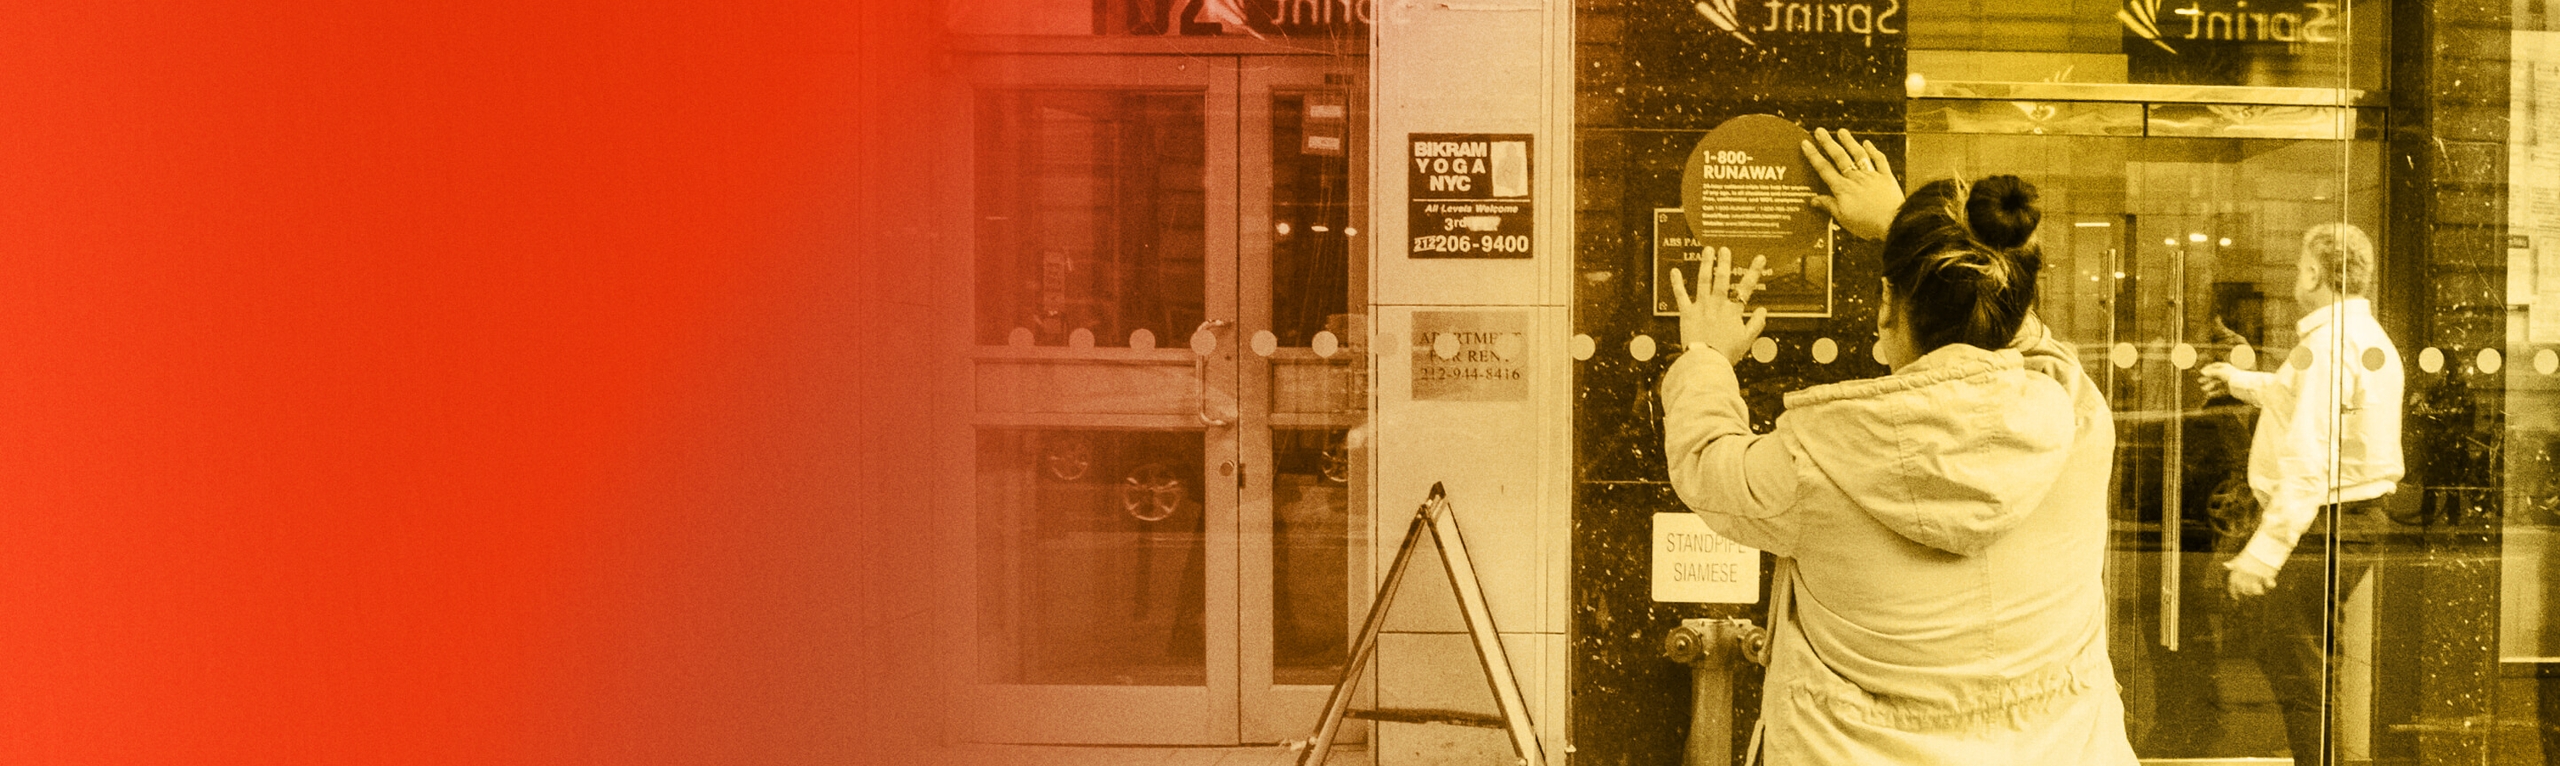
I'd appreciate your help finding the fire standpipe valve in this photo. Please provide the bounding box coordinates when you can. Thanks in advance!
[1662,617,1769,766]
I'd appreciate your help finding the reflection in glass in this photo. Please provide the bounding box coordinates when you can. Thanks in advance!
[1271,429,1351,685]
[1905,98,2143,136]
[1905,0,2385,91]
[1269,92,1354,349]
[1907,132,2381,761]
[975,91,1206,348]
[977,429,1207,686]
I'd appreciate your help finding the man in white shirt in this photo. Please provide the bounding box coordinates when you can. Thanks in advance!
[2199,222,2404,766]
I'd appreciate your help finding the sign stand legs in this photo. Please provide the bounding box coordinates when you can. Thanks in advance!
[1296,482,1545,766]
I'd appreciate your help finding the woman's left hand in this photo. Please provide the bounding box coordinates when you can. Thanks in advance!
[1671,246,1767,363]
[1802,127,1901,241]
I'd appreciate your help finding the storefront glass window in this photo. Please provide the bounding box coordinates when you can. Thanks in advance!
[974,90,1207,349]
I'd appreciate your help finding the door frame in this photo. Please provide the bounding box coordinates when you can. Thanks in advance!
[937,53,1244,746]
[938,50,1372,747]
[1234,56,1372,744]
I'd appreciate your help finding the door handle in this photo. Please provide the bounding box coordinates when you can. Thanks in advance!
[1192,320,1231,427]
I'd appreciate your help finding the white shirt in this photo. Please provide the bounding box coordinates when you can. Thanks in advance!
[2222,297,2405,571]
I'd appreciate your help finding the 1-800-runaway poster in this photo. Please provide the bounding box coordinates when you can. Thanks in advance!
[1655,114,1834,317]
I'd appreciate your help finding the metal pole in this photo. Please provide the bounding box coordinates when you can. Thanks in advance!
[1297,485,1440,766]
[1429,487,1545,765]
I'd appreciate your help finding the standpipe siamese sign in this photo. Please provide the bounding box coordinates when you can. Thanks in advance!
[1657,114,1833,318]
[1652,513,1760,603]
[1408,134,1532,259]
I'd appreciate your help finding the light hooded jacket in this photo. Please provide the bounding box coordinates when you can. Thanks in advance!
[1661,319,2136,766]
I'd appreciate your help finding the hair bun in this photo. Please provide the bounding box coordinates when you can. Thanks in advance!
[1965,175,2040,250]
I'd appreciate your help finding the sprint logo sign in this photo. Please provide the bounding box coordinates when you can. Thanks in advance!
[2119,0,2178,53]
[2120,0,2346,54]
[1694,0,1903,47]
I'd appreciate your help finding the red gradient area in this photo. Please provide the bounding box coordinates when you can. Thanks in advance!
[1,0,942,762]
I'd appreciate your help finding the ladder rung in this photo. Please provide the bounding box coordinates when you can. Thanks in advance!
[1344,708,1507,728]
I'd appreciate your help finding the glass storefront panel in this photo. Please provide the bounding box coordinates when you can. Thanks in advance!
[2509,14,2560,765]
[1267,91,1357,349]
[954,52,1368,745]
[1269,428,1352,685]
[1566,0,2488,763]
[1910,130,2384,761]
[1907,0,2387,90]
[976,428,1210,686]
[974,90,1207,349]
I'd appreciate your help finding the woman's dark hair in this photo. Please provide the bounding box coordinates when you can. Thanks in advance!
[1878,174,2044,354]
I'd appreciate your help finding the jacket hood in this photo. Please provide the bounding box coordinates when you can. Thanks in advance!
[1779,321,2085,556]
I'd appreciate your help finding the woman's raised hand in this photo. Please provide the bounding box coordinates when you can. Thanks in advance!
[1802,127,1902,241]
[1671,246,1767,364]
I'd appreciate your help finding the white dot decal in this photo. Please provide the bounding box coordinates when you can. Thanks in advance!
[2538,348,2558,376]
[2110,343,2138,369]
[1068,328,1095,349]
[1129,328,1157,350]
[2360,347,2385,372]
[1493,332,1523,361]
[2479,348,2504,374]
[1312,331,1340,358]
[1009,327,1035,347]
[1750,337,1777,363]
[1811,337,1838,364]
[2169,343,2197,370]
[1631,334,1658,362]
[1433,332,1460,360]
[2419,347,2444,373]
[1872,342,1892,366]
[1569,334,1596,361]
[1190,327,1219,357]
[2286,345,2313,370]
[2229,344,2256,370]
[1250,330,1278,357]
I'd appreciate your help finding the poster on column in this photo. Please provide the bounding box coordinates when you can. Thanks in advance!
[1408,133,1533,259]
[1410,310,1528,401]
[1655,114,1833,318]
[1651,513,1759,604]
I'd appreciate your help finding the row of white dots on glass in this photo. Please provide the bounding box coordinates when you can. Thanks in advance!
[1585,334,2560,375]
[1006,327,1359,358]
[2093,342,2541,375]
[1584,334,1861,364]
[1009,327,2560,376]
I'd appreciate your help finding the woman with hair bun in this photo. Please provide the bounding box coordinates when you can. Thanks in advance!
[1662,128,2134,764]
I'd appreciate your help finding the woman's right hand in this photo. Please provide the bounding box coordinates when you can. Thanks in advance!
[1801,127,1901,241]
[1672,246,1767,364]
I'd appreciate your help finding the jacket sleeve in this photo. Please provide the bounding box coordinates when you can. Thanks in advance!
[1660,351,1803,556]
[2239,343,2349,572]
[2224,368,2275,408]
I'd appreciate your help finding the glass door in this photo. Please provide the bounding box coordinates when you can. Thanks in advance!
[1909,127,2381,763]
[1237,59,1370,744]
[956,54,1241,745]
[951,53,1368,746]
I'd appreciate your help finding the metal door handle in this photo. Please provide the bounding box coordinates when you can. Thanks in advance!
[1193,320,1231,427]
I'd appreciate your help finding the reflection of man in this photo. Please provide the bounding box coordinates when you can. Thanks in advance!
[2198,223,2403,766]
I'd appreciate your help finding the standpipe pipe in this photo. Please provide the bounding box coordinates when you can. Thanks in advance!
[1662,617,1769,766]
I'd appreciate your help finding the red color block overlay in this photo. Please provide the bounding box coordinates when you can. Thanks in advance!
[0,1,944,762]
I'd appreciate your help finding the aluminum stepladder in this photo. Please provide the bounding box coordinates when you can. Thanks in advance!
[1296,482,1545,766]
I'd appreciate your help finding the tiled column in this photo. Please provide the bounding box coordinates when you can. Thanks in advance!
[1369,0,1575,763]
